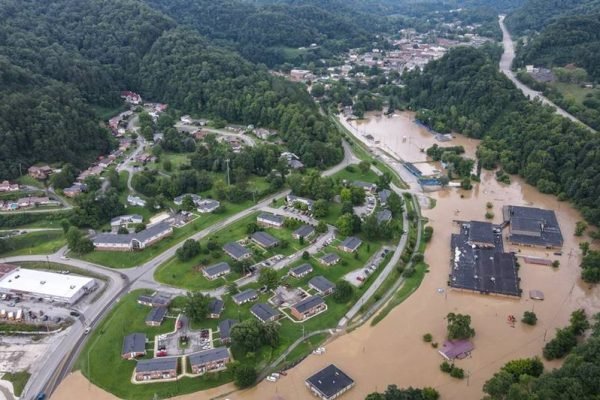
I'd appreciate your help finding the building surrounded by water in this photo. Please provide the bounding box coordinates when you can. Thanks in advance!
[503,206,563,248]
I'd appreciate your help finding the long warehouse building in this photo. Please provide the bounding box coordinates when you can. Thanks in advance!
[0,265,96,304]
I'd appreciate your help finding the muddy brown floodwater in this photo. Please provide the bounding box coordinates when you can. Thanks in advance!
[52,112,600,400]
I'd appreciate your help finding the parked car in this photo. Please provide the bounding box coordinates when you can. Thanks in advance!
[70,311,80,317]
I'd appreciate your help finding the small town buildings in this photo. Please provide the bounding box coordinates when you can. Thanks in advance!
[28,165,53,180]
[135,357,177,381]
[289,263,313,278]
[174,194,202,206]
[122,333,146,360]
[292,224,316,240]
[0,181,19,192]
[305,364,355,400]
[63,182,87,198]
[319,253,340,266]
[110,214,143,229]
[286,194,314,210]
[232,288,258,305]
[257,212,285,228]
[254,128,276,140]
[188,347,231,375]
[121,91,142,105]
[251,231,279,249]
[439,340,475,361]
[378,189,391,206]
[352,181,377,193]
[218,319,238,344]
[92,222,173,251]
[291,295,326,321]
[339,237,362,253]
[223,242,252,261]
[197,199,220,213]
[208,298,224,319]
[309,276,336,295]
[250,303,280,323]
[137,293,171,308]
[376,209,392,225]
[127,195,147,207]
[145,306,167,327]
[203,262,231,280]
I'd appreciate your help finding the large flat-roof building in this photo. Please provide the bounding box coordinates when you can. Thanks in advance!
[92,222,173,251]
[0,267,96,304]
[305,364,355,400]
[450,222,520,297]
[503,206,563,248]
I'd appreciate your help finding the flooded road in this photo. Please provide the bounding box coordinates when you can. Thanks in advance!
[52,113,600,400]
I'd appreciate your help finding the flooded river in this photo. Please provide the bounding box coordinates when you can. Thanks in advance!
[52,112,600,400]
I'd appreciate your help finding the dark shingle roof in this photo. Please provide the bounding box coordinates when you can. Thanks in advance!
[208,298,224,315]
[290,263,313,277]
[223,242,251,259]
[232,288,258,304]
[250,303,279,322]
[306,364,354,398]
[136,357,177,373]
[251,231,279,247]
[293,224,315,237]
[340,236,362,251]
[320,253,340,264]
[376,209,392,224]
[122,333,146,355]
[204,262,231,277]
[188,347,229,366]
[309,276,335,293]
[219,319,238,341]
[292,296,324,314]
[258,212,284,225]
[145,306,167,323]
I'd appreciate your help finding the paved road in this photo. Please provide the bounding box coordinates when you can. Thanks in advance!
[498,15,596,132]
[175,123,257,147]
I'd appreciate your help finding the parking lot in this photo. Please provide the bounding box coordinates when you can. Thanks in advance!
[353,194,376,218]
[156,316,214,357]
[343,247,392,287]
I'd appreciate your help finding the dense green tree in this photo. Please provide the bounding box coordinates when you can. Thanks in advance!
[333,280,354,303]
[258,268,278,290]
[184,291,210,323]
[176,239,201,261]
[446,312,475,340]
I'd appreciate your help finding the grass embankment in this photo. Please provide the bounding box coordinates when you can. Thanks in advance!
[79,201,253,268]
[0,230,65,257]
[2,370,30,396]
[154,213,310,290]
[75,290,232,400]
[330,115,407,189]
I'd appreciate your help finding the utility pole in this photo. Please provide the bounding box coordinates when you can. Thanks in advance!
[225,159,230,186]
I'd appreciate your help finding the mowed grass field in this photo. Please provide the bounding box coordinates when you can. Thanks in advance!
[75,290,232,400]
[0,230,65,257]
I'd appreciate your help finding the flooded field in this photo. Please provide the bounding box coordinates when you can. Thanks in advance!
[52,112,600,400]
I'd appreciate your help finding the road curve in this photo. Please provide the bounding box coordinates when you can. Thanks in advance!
[498,15,596,132]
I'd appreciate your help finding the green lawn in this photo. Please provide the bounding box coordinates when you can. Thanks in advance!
[75,290,232,400]
[549,82,600,104]
[330,166,380,185]
[15,175,45,189]
[2,371,30,396]
[154,213,310,290]
[78,201,254,268]
[0,230,65,257]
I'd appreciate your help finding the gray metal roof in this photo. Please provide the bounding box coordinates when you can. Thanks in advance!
[290,263,313,276]
[309,276,335,293]
[135,222,172,243]
[208,298,224,315]
[188,347,229,366]
[232,288,258,304]
[145,306,167,323]
[111,214,143,225]
[218,319,238,341]
[306,364,354,398]
[197,199,220,211]
[292,295,324,314]
[251,231,279,247]
[204,262,231,277]
[250,303,279,322]
[135,357,177,373]
[93,221,172,246]
[258,212,284,224]
[122,333,146,355]
[378,189,391,203]
[293,224,315,237]
[223,242,251,259]
[340,236,362,251]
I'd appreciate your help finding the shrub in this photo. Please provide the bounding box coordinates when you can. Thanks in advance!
[522,311,538,326]
[423,333,433,343]
[440,361,452,373]
[450,367,465,379]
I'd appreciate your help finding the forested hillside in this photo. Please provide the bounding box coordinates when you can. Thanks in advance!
[403,46,600,225]
[506,0,600,34]
[514,14,600,81]
[143,0,379,67]
[0,0,342,178]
